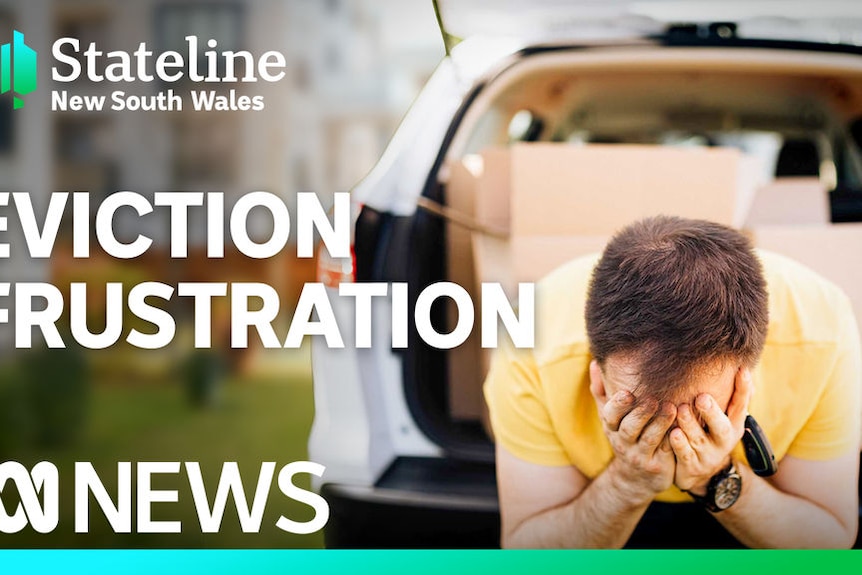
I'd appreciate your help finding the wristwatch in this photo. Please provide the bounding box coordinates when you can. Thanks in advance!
[687,462,743,512]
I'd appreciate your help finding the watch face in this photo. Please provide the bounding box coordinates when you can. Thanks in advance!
[714,476,742,510]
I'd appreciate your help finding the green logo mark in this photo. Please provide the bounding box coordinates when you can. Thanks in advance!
[1,30,37,109]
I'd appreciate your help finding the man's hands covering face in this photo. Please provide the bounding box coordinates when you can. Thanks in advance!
[591,363,753,501]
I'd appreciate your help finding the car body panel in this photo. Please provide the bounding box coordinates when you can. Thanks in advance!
[309,288,440,488]
[436,0,862,46]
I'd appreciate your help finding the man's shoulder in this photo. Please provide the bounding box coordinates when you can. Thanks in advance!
[758,249,854,346]
[538,253,601,293]
[530,254,600,366]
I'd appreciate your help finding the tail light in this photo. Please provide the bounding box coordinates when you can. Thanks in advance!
[317,200,361,287]
[317,244,356,287]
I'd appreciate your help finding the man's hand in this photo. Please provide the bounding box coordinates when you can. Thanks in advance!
[593,387,678,504]
[669,367,753,495]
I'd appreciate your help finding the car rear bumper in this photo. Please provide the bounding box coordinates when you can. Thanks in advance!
[321,456,500,548]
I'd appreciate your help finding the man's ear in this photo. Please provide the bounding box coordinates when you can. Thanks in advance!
[589,360,608,405]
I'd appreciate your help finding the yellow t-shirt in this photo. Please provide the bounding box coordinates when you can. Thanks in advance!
[484,250,862,503]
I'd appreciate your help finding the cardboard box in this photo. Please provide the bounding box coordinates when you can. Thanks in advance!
[473,148,510,233]
[504,143,763,236]
[445,157,485,421]
[750,224,862,344]
[466,143,763,284]
[745,177,829,227]
[473,234,609,298]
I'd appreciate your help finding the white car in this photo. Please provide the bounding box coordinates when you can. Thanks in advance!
[309,0,862,547]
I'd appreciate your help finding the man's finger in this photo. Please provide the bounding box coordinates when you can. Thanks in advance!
[640,402,677,451]
[601,391,635,432]
[695,393,734,448]
[669,427,697,464]
[659,434,672,452]
[618,399,658,443]
[726,367,753,430]
[676,403,708,451]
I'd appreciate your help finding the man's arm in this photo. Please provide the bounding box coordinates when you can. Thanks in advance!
[713,452,859,549]
[498,391,677,548]
[498,445,647,548]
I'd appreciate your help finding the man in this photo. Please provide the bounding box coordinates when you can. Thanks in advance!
[484,216,861,548]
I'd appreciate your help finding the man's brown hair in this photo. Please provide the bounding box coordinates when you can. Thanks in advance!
[585,216,768,400]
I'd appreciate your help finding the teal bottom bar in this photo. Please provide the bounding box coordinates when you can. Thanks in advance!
[1,550,861,575]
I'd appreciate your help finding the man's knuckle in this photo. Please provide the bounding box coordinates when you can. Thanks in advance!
[618,427,635,443]
[641,430,659,445]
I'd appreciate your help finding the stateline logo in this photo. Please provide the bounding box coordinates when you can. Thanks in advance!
[0,460,328,535]
[50,35,283,111]
[0,30,37,110]
[1,29,284,111]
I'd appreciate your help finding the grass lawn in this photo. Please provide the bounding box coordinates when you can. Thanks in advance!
[0,351,324,549]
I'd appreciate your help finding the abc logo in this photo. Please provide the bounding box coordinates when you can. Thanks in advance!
[0,461,59,533]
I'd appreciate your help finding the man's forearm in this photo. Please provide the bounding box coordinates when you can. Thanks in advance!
[505,459,653,549]
[714,464,856,549]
